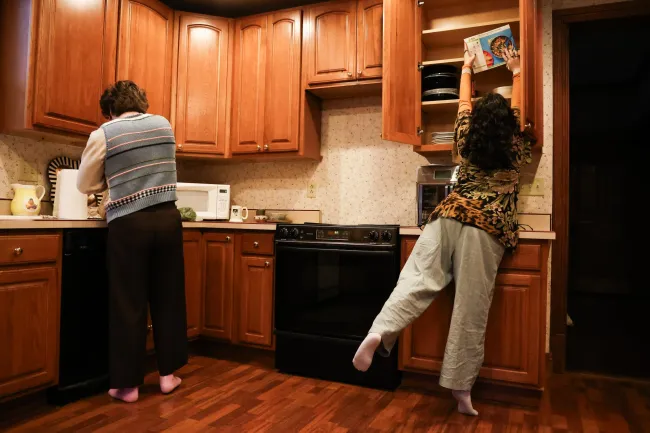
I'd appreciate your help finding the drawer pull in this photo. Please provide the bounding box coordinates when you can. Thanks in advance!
[226,236,231,242]
[265,261,270,267]
[14,247,23,256]
[253,241,259,248]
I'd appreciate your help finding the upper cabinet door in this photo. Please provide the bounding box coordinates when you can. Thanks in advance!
[174,13,231,155]
[32,0,118,135]
[381,0,421,145]
[520,0,542,142]
[356,0,383,80]
[231,16,267,154]
[305,0,357,85]
[264,10,302,153]
[117,0,174,119]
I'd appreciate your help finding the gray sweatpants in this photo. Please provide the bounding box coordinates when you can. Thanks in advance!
[369,218,505,390]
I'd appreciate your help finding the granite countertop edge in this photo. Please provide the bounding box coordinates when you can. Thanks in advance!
[0,220,556,239]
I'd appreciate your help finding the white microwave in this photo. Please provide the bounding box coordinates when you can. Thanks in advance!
[176,183,230,221]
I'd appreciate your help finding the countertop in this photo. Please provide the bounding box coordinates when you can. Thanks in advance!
[0,219,556,240]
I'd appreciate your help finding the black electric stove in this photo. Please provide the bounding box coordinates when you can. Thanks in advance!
[274,224,401,390]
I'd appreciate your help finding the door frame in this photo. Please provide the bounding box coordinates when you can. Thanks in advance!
[551,1,650,373]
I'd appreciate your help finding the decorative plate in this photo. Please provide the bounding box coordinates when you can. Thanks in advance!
[47,157,103,205]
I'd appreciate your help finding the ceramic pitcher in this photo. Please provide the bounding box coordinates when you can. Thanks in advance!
[11,183,45,216]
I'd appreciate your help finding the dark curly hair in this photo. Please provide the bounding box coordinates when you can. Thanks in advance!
[460,93,517,170]
[99,80,149,119]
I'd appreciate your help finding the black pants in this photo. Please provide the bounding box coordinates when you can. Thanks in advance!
[107,202,188,388]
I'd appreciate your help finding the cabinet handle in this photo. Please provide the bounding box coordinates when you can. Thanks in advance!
[358,70,362,76]
[226,236,231,242]
[257,145,262,151]
[253,241,259,248]
[263,144,269,151]
[147,324,153,332]
[177,144,183,150]
[264,261,270,267]
[347,72,352,77]
[14,247,23,256]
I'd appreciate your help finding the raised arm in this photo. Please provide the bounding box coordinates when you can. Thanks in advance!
[459,45,475,114]
[504,49,521,112]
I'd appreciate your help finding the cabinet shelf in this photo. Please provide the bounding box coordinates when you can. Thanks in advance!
[422,96,510,113]
[421,58,464,67]
[422,19,520,51]
[415,144,453,155]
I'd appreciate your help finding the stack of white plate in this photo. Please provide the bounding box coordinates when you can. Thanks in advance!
[431,132,454,145]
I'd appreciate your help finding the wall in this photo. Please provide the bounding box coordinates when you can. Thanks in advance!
[0,134,83,207]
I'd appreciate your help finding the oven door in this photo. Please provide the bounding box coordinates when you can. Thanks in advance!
[275,242,399,341]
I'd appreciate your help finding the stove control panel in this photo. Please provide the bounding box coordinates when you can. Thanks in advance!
[275,224,399,245]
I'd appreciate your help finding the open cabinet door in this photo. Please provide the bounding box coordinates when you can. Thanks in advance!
[520,0,543,142]
[381,0,421,145]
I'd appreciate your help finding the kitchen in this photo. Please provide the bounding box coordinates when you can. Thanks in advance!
[0,0,644,431]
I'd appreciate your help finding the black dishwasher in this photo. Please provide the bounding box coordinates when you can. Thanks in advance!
[47,229,109,405]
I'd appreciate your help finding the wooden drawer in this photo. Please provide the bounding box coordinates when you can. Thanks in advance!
[241,233,274,256]
[0,234,60,265]
[500,242,542,271]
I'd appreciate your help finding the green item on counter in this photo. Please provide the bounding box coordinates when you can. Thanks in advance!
[179,207,197,221]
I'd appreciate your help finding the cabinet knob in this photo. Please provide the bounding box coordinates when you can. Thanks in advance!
[257,145,262,151]
[358,70,362,76]
[265,261,270,267]
[253,241,259,248]
[177,144,183,150]
[13,247,23,256]
[147,324,153,332]
[263,144,269,151]
[226,236,231,242]
[347,72,353,77]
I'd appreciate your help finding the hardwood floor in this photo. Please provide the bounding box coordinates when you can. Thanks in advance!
[1,355,649,432]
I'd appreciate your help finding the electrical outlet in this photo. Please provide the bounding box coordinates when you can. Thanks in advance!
[520,178,544,196]
[307,182,317,199]
[19,160,39,182]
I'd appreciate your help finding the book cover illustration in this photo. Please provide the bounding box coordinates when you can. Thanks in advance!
[464,24,517,73]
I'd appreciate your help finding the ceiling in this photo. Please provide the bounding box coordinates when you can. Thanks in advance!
[161,0,322,17]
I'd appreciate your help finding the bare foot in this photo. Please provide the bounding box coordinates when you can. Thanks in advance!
[160,374,182,394]
[108,388,139,403]
[352,333,382,372]
[452,390,478,416]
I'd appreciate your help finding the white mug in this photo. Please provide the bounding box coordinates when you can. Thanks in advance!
[229,205,248,223]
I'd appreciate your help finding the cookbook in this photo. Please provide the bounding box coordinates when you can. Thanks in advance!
[464,24,517,73]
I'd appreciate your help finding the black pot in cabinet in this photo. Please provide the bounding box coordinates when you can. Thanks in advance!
[421,64,459,101]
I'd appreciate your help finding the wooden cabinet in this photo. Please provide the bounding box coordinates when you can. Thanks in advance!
[231,10,302,155]
[398,236,548,389]
[305,0,357,85]
[183,230,203,339]
[116,0,174,119]
[382,0,542,151]
[173,12,232,156]
[303,0,383,93]
[202,232,234,341]
[0,232,61,399]
[237,256,274,347]
[357,0,383,79]
[0,0,118,138]
[0,267,60,397]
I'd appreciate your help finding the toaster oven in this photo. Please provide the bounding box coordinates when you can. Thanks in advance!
[416,165,458,226]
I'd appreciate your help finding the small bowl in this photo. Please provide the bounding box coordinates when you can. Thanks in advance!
[492,86,513,99]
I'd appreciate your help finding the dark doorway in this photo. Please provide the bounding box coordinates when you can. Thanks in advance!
[566,15,650,377]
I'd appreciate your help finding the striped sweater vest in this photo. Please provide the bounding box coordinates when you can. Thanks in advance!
[102,114,177,223]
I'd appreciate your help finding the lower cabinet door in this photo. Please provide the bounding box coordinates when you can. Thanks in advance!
[183,231,203,339]
[202,233,234,341]
[399,288,453,373]
[0,266,60,397]
[480,272,543,386]
[237,256,274,347]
